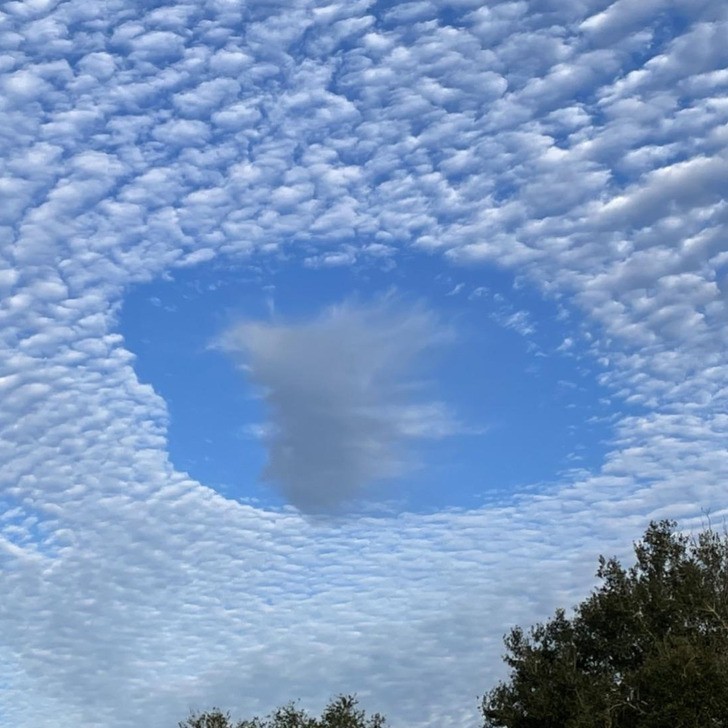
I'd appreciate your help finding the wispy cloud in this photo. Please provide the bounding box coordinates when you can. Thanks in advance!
[216,298,456,512]
[1,0,728,726]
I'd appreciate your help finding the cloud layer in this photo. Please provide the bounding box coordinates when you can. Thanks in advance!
[217,299,454,511]
[0,0,727,726]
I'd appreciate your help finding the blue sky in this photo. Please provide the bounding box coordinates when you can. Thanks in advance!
[1,0,728,726]
[121,255,615,512]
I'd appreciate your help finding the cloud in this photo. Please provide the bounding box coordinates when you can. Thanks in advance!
[1,0,728,725]
[216,298,455,512]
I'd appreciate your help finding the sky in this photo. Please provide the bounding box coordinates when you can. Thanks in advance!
[0,0,727,726]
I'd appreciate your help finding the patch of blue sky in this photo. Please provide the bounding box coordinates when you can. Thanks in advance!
[0,497,55,561]
[121,251,617,514]
[516,8,698,161]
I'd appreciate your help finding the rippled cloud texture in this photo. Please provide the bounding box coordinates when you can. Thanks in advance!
[1,0,728,727]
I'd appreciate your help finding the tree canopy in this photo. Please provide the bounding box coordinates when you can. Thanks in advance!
[180,694,385,728]
[482,520,728,728]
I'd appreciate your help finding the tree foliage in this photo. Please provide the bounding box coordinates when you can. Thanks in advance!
[482,520,728,728]
[180,695,385,728]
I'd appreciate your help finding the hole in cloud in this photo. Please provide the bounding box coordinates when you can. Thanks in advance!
[120,255,615,514]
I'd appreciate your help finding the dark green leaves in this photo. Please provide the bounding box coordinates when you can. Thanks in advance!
[180,695,385,728]
[482,520,728,728]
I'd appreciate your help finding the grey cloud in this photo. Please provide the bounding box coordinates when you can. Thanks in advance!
[216,299,454,512]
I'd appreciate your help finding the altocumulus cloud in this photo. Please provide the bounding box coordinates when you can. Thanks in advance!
[216,298,456,512]
[2,0,728,725]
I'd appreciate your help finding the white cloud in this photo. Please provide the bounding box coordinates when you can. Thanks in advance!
[1,0,728,725]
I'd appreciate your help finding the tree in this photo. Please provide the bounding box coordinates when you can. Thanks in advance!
[481,520,728,728]
[180,695,386,728]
